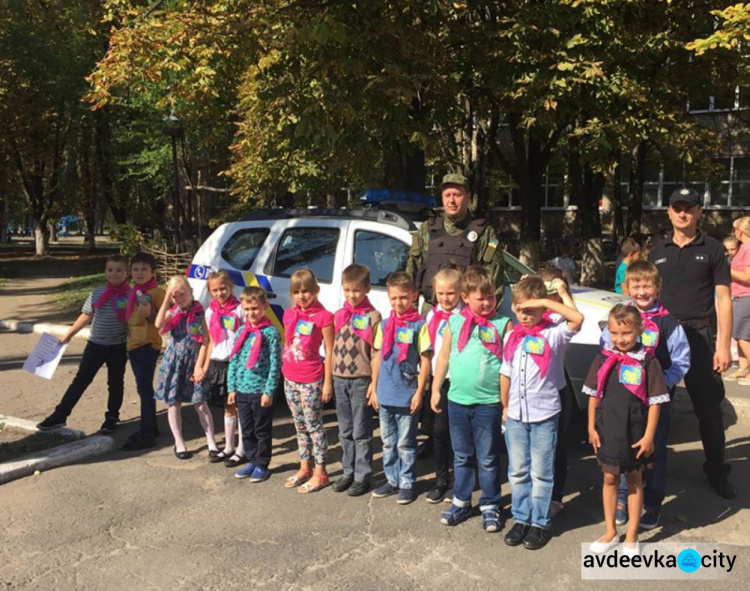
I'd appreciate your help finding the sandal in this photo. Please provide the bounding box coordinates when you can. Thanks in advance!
[224,454,246,468]
[298,474,330,494]
[724,369,749,381]
[210,450,233,464]
[285,470,313,489]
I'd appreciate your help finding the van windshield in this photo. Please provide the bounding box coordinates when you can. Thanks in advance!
[502,251,534,286]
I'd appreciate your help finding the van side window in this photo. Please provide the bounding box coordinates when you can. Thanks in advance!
[221,229,270,270]
[354,230,409,287]
[270,227,339,283]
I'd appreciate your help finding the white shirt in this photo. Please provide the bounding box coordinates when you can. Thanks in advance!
[425,303,464,377]
[205,306,245,361]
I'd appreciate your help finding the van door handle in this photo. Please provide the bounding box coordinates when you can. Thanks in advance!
[266,292,277,299]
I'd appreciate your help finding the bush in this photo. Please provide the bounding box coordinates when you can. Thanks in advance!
[109,224,145,257]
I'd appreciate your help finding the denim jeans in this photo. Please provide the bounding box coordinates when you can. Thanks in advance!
[55,341,127,420]
[129,345,160,438]
[378,405,418,489]
[505,414,559,529]
[448,400,501,510]
[618,400,672,511]
[334,376,373,481]
[237,392,274,467]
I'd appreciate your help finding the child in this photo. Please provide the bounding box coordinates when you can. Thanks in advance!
[614,237,641,295]
[547,243,577,286]
[370,271,431,505]
[282,269,334,493]
[500,276,583,550]
[585,304,668,555]
[228,287,282,482]
[202,270,246,467]
[331,264,382,497]
[424,267,464,504]
[537,266,581,518]
[154,276,219,460]
[37,254,130,433]
[431,265,509,530]
[724,234,739,261]
[122,252,165,450]
[601,260,690,530]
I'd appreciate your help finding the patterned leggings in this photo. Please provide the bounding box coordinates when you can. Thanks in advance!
[284,379,328,465]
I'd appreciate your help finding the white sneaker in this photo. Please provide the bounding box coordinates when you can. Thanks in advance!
[589,535,621,554]
[623,542,640,557]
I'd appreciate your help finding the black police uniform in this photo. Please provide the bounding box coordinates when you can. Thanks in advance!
[648,229,731,480]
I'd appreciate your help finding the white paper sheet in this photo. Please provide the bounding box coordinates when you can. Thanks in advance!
[23,333,68,380]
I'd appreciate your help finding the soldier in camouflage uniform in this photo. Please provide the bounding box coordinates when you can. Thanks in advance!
[406,173,505,313]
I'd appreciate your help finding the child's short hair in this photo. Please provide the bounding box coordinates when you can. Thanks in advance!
[461,264,494,295]
[207,268,234,288]
[625,260,661,286]
[107,254,129,268]
[290,268,318,294]
[386,271,416,292]
[241,286,267,305]
[538,266,568,290]
[166,275,192,293]
[512,276,546,303]
[608,303,643,333]
[620,236,641,256]
[342,264,370,287]
[433,267,462,290]
[130,252,157,271]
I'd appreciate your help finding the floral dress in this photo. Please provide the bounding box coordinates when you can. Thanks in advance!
[154,313,207,405]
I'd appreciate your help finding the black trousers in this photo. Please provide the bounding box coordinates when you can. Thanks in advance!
[682,324,728,478]
[237,391,274,467]
[433,379,452,486]
[55,341,127,420]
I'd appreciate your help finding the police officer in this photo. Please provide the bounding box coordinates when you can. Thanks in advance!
[406,173,504,310]
[648,187,735,499]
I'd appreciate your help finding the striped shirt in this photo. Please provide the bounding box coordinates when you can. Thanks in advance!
[82,286,128,346]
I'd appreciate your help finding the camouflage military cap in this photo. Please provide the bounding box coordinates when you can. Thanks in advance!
[440,173,469,191]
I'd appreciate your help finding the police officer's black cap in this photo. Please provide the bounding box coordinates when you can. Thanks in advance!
[668,187,702,207]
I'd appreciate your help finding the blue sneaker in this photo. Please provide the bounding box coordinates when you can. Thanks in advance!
[639,508,661,530]
[371,482,399,498]
[234,463,257,479]
[440,503,473,526]
[249,465,269,483]
[615,504,627,526]
[481,508,502,533]
[397,488,416,505]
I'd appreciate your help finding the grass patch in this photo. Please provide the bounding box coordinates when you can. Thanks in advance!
[57,273,106,316]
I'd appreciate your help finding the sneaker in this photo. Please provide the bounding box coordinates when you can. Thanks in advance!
[426,484,449,504]
[249,466,269,483]
[397,488,416,505]
[371,482,399,498]
[482,509,502,533]
[440,503,473,526]
[332,475,354,493]
[639,508,661,530]
[37,414,66,431]
[615,504,627,526]
[99,417,117,434]
[549,500,564,519]
[234,463,257,479]
[347,479,370,497]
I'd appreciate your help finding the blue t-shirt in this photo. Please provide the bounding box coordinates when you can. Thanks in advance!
[614,262,627,294]
[375,317,428,407]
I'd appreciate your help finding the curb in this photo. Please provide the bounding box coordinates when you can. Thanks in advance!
[0,435,115,485]
[0,414,86,441]
[0,319,90,340]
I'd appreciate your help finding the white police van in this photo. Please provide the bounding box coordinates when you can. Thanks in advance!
[187,208,627,414]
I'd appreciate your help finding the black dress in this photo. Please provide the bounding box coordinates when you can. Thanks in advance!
[584,346,668,475]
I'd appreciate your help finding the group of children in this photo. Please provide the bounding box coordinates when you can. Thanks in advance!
[35,250,691,554]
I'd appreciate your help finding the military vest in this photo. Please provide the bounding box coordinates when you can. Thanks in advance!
[420,214,486,300]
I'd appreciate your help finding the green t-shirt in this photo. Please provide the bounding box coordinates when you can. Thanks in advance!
[447,313,511,405]
[614,261,627,294]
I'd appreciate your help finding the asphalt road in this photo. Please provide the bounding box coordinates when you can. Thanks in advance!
[0,332,748,590]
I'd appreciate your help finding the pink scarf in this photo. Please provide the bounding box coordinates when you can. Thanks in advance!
[503,317,554,377]
[636,301,669,353]
[93,282,131,323]
[231,317,273,369]
[125,278,158,321]
[334,298,375,345]
[381,308,422,362]
[458,308,503,359]
[160,300,205,343]
[208,295,241,344]
[284,301,326,346]
[428,308,452,347]
[595,348,648,403]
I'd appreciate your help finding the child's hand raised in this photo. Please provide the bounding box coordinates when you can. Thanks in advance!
[632,435,654,459]
[552,278,568,296]
[588,428,601,453]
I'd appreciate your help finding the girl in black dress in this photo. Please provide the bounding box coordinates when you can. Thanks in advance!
[583,304,669,555]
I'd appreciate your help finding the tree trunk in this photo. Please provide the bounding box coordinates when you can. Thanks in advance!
[579,166,606,286]
[627,141,647,235]
[612,161,625,241]
[95,108,127,225]
[517,137,544,269]
[34,221,49,255]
